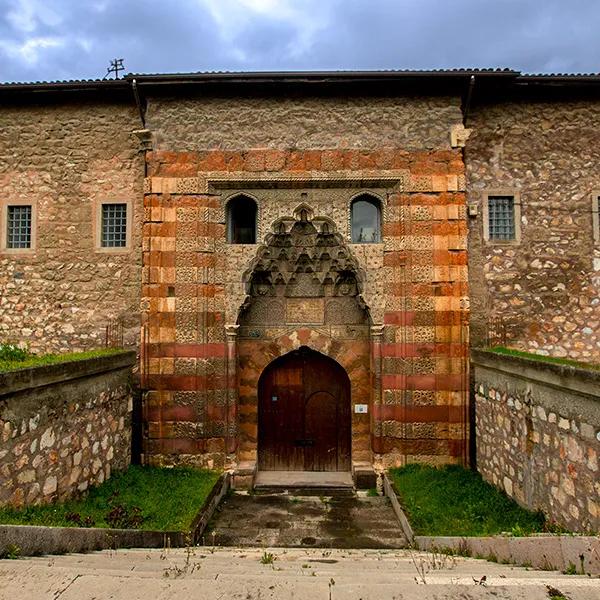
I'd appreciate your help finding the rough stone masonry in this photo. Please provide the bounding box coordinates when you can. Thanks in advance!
[0,352,135,506]
[473,349,599,533]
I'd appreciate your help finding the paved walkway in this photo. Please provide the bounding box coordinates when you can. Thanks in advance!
[204,491,407,548]
[1,547,599,599]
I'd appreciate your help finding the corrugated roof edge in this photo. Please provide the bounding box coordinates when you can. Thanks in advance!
[0,78,129,90]
[2,68,600,90]
[0,68,518,89]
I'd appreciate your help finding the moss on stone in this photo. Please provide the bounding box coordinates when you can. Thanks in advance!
[0,347,125,373]
[488,346,600,371]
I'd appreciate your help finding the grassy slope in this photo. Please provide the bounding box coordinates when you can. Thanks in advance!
[0,466,220,531]
[0,348,126,373]
[390,464,547,537]
[487,346,599,371]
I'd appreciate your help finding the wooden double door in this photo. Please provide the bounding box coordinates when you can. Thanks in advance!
[258,349,351,472]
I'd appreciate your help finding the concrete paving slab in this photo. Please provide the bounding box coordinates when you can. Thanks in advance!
[205,492,407,548]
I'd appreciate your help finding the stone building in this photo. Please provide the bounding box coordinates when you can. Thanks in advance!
[0,70,598,481]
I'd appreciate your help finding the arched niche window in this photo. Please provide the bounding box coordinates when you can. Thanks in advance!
[351,195,381,243]
[227,195,257,244]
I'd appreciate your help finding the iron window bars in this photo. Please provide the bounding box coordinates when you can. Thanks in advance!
[488,195,515,240]
[101,203,127,247]
[7,205,32,248]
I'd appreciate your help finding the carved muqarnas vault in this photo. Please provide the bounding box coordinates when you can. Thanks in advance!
[238,213,370,331]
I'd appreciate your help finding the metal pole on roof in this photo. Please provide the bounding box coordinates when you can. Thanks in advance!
[103,58,125,80]
[463,75,476,127]
[131,79,146,128]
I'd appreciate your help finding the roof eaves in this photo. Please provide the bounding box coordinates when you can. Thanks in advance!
[517,73,600,83]
[125,68,520,84]
[0,78,129,91]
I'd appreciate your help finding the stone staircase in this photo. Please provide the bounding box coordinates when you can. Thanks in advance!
[2,547,599,600]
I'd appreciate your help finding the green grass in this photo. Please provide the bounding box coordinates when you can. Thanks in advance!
[488,346,600,371]
[390,464,548,537]
[0,466,220,531]
[0,347,125,373]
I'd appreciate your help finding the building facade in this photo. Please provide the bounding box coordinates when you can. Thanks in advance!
[1,71,598,481]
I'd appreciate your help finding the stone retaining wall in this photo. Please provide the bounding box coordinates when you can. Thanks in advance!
[0,351,136,506]
[472,349,599,533]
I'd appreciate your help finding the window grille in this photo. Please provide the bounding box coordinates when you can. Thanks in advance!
[7,205,32,248]
[594,195,600,244]
[488,196,515,240]
[101,203,127,247]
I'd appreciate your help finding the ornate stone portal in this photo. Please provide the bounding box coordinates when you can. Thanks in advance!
[233,211,375,468]
[238,213,371,335]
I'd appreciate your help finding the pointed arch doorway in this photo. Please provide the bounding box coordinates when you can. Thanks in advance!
[258,347,351,472]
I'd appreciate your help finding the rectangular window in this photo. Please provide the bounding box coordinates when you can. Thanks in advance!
[488,195,515,241]
[593,194,600,245]
[7,205,32,249]
[101,203,127,248]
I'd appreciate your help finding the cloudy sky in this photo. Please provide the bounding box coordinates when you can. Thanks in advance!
[0,0,598,83]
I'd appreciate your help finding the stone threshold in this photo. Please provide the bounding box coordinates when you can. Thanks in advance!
[254,470,354,489]
[233,462,377,491]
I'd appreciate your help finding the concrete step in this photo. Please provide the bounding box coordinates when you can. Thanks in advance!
[4,547,591,576]
[252,486,355,496]
[2,548,599,600]
[253,470,355,496]
[254,470,354,486]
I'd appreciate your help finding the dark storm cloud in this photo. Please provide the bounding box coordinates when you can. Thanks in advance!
[0,0,598,83]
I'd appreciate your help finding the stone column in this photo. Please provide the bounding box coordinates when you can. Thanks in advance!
[370,324,385,456]
[225,324,240,459]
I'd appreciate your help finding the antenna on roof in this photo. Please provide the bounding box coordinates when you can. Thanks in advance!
[103,58,125,80]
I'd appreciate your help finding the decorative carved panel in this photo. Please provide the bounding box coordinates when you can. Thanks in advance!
[286,298,325,324]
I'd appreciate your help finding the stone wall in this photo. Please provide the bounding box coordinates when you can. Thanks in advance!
[141,92,470,469]
[147,95,461,151]
[0,98,144,353]
[466,98,600,361]
[0,351,135,506]
[473,349,599,533]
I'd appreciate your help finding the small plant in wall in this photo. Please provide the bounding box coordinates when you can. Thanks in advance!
[163,536,201,578]
[328,577,335,600]
[0,343,30,362]
[260,551,276,565]
[546,585,569,600]
[0,544,21,559]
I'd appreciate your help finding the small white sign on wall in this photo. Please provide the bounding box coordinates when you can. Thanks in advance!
[354,404,368,414]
